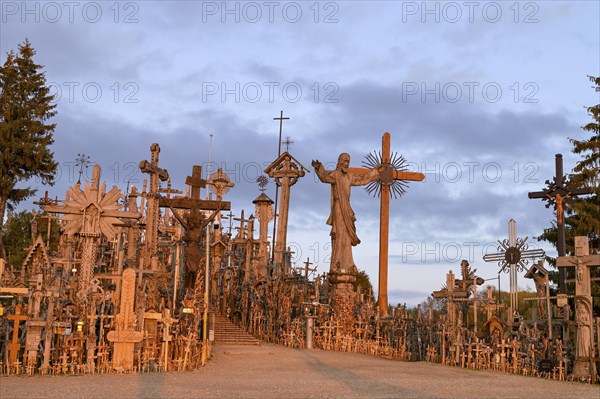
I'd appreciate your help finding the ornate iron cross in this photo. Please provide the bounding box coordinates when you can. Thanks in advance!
[483,219,545,316]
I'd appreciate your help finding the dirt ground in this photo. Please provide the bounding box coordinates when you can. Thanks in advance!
[1,344,598,399]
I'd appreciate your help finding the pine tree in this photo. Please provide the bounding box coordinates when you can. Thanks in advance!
[567,76,600,247]
[0,39,58,260]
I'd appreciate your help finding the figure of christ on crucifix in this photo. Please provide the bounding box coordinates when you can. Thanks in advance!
[312,154,384,275]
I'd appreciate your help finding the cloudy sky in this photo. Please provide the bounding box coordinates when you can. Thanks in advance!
[2,1,599,306]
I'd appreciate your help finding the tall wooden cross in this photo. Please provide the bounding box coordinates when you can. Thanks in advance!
[265,153,308,265]
[139,143,169,268]
[556,236,599,380]
[483,219,545,318]
[160,165,230,214]
[528,154,595,293]
[349,132,425,316]
[159,165,230,290]
[7,304,28,364]
[271,111,290,266]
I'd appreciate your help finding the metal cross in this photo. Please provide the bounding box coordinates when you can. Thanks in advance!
[483,219,545,316]
[283,136,294,152]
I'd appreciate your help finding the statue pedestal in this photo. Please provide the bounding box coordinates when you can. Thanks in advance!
[329,271,357,336]
[571,359,595,381]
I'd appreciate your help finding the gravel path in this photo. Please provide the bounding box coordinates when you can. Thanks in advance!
[1,344,598,399]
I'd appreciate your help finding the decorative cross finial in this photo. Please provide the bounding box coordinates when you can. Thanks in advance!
[283,136,294,152]
[256,175,269,193]
[75,153,91,185]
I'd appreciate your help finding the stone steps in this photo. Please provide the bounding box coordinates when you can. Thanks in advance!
[213,315,260,345]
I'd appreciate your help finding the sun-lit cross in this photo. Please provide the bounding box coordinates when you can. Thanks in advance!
[483,219,545,317]
[350,132,425,317]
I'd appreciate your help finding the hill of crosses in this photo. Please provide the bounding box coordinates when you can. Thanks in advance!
[0,137,598,384]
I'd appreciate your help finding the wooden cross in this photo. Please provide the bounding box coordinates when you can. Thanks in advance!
[302,257,317,280]
[556,236,599,379]
[139,143,169,266]
[265,153,307,265]
[32,191,59,243]
[528,154,594,292]
[159,165,230,213]
[159,309,178,371]
[349,132,425,316]
[6,304,28,364]
[234,209,250,240]
[44,165,141,300]
[159,178,183,225]
[483,219,545,317]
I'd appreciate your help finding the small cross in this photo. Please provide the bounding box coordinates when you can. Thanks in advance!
[283,136,294,152]
[186,165,207,200]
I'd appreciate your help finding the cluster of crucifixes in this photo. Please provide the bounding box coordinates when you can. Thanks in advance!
[0,143,236,374]
[0,122,597,383]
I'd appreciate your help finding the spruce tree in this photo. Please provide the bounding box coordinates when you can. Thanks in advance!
[0,39,58,260]
[538,76,600,311]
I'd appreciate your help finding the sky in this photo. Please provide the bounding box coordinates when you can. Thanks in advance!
[2,1,599,306]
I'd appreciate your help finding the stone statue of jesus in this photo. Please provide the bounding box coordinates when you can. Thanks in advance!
[312,153,382,275]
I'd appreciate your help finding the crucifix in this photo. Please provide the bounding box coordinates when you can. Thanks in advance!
[139,143,169,269]
[159,165,231,289]
[483,219,545,319]
[352,132,425,316]
[528,154,594,292]
[556,236,599,380]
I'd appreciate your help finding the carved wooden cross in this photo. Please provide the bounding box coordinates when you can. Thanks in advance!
[44,165,140,300]
[7,304,28,364]
[265,152,307,265]
[557,237,600,295]
[528,154,594,292]
[139,143,169,267]
[349,132,425,316]
[159,165,230,216]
